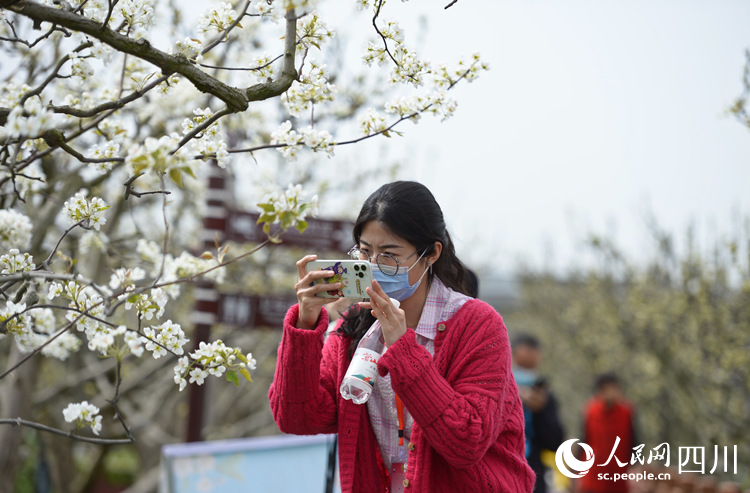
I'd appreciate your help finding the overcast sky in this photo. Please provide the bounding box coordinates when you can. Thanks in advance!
[316,0,750,275]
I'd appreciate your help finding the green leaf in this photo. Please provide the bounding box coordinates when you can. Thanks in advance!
[226,371,239,386]
[295,220,308,233]
[257,203,276,213]
[168,168,184,188]
[257,212,276,224]
[279,211,292,229]
[239,368,253,382]
[182,166,197,180]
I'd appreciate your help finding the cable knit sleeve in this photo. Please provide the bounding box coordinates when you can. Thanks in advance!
[377,301,513,468]
[268,304,340,435]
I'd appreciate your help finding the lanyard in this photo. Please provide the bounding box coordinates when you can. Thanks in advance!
[395,393,405,446]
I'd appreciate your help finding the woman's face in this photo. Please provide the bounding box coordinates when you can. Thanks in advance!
[358,221,428,288]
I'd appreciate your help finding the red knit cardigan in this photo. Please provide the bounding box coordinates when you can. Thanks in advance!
[268,299,535,493]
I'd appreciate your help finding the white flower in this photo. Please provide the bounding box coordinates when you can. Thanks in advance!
[62,401,103,435]
[143,319,188,359]
[296,13,335,51]
[125,134,184,175]
[189,367,208,385]
[359,108,389,136]
[0,301,29,337]
[124,330,145,357]
[109,267,146,291]
[5,96,58,138]
[136,239,162,263]
[170,338,255,390]
[282,63,335,117]
[270,121,334,160]
[86,141,121,173]
[390,46,430,87]
[257,182,319,231]
[79,231,109,255]
[125,290,164,320]
[87,329,115,355]
[116,0,154,35]
[198,2,238,35]
[175,37,203,63]
[433,53,489,89]
[0,249,35,274]
[0,209,33,251]
[245,353,257,370]
[172,355,190,390]
[70,56,94,83]
[300,126,334,156]
[63,191,110,231]
[251,0,275,16]
[251,54,277,81]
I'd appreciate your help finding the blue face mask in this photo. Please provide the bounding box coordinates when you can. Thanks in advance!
[512,367,539,388]
[371,251,430,302]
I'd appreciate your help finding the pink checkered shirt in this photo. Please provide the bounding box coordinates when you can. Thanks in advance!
[367,277,471,470]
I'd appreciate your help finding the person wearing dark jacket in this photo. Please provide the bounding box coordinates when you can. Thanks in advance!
[512,334,566,493]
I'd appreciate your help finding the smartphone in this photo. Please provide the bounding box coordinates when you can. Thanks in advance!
[308,259,373,299]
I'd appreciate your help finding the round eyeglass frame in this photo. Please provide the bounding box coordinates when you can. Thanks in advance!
[348,246,421,276]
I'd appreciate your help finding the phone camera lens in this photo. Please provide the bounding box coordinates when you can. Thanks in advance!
[354,265,360,271]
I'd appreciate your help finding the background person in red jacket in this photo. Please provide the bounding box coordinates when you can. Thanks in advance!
[269,181,535,492]
[579,372,637,493]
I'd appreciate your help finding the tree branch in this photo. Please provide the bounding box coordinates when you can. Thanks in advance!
[8,0,248,111]
[8,0,300,113]
[20,42,94,106]
[50,74,170,118]
[244,7,298,101]
[0,418,134,445]
[200,0,251,55]
[219,61,482,158]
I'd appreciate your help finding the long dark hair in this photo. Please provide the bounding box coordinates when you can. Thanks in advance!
[337,181,473,357]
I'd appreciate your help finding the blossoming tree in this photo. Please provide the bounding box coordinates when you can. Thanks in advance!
[0,0,487,489]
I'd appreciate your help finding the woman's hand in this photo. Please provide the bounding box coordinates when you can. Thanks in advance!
[360,279,407,347]
[294,255,343,330]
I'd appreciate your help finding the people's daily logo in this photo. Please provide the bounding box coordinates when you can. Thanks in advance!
[554,437,738,484]
[555,438,595,479]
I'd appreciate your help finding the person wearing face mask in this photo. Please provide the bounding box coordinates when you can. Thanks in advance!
[269,181,534,493]
[511,334,565,493]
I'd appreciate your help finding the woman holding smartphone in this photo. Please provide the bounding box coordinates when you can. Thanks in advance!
[269,181,534,492]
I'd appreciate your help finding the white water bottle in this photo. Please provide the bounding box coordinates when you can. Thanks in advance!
[339,324,385,404]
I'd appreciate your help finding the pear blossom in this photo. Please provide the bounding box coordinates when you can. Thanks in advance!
[143,319,188,359]
[175,38,204,63]
[282,63,335,117]
[124,287,168,320]
[109,267,146,291]
[172,339,256,391]
[0,301,29,337]
[0,249,35,274]
[0,210,32,251]
[62,401,103,435]
[5,95,58,138]
[198,2,238,36]
[359,108,389,136]
[63,192,110,231]
[86,141,121,173]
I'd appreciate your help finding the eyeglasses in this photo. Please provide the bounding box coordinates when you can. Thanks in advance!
[348,246,422,276]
